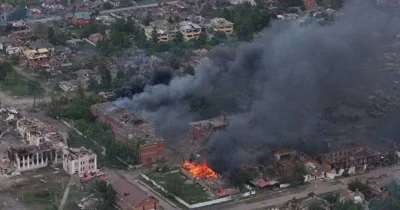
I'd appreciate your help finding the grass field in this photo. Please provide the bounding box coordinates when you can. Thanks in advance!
[147,172,213,204]
[0,72,43,97]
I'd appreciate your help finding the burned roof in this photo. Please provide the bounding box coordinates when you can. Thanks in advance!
[112,175,157,206]
[9,141,54,155]
[65,147,96,160]
[189,113,229,128]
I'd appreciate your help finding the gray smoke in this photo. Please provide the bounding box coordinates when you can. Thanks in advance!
[114,2,400,171]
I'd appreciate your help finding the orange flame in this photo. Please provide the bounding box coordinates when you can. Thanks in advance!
[182,160,218,179]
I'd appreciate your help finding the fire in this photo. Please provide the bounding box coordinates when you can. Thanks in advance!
[182,160,218,179]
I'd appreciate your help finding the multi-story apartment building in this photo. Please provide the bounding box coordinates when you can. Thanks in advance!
[210,18,234,35]
[179,21,202,41]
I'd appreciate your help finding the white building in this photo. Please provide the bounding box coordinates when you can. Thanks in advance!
[6,47,23,55]
[63,147,97,175]
[59,80,78,92]
[8,142,63,172]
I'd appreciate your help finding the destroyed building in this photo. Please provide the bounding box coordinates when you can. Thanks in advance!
[318,146,381,172]
[17,117,66,147]
[8,141,62,172]
[189,113,229,141]
[91,102,164,166]
[63,147,97,175]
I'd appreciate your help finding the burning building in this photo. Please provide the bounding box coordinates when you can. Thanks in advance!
[181,156,240,198]
[91,102,164,166]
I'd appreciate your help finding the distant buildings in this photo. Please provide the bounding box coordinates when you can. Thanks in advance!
[88,33,103,44]
[210,18,234,35]
[145,20,178,42]
[72,12,91,25]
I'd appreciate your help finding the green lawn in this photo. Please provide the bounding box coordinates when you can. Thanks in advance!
[147,172,212,204]
[20,187,62,210]
[0,72,43,97]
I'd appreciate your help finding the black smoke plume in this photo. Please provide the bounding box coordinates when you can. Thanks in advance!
[114,2,400,173]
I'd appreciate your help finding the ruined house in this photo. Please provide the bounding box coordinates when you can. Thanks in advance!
[91,102,164,166]
[8,141,62,172]
[189,113,229,140]
[318,147,381,172]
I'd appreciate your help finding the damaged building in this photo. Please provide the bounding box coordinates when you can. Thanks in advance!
[63,147,97,175]
[189,113,229,141]
[8,141,62,172]
[17,117,66,147]
[91,102,164,166]
[318,146,381,172]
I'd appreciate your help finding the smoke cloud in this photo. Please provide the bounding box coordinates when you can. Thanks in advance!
[114,2,400,172]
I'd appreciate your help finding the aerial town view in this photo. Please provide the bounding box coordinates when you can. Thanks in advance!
[0,0,400,209]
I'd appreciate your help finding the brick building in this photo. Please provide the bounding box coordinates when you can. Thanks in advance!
[72,12,91,25]
[91,102,164,166]
[318,147,380,171]
[303,0,317,10]
[188,113,229,140]
[112,175,159,210]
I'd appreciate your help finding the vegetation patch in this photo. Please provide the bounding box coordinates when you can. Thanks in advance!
[146,172,212,204]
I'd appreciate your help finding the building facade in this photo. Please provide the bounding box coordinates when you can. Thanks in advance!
[179,21,202,41]
[63,147,97,175]
[210,18,234,35]
[72,12,91,25]
[8,142,62,172]
[91,102,164,166]
[189,113,228,140]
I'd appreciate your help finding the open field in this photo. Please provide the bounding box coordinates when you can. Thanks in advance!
[0,167,70,210]
[0,72,43,97]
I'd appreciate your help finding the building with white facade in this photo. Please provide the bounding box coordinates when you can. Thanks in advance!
[8,141,62,172]
[63,147,97,175]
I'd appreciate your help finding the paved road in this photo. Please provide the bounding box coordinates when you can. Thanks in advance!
[26,1,178,23]
[213,165,400,210]
[99,1,178,14]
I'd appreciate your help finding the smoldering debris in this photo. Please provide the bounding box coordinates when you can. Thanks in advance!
[115,2,400,172]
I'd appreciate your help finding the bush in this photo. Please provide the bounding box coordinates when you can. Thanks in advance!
[103,2,113,9]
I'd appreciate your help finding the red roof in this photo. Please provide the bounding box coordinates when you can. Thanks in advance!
[112,176,157,207]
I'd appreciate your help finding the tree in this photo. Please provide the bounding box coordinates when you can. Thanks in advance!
[87,77,99,91]
[348,179,371,199]
[100,65,112,90]
[196,31,208,47]
[323,192,339,204]
[28,80,41,110]
[332,200,362,210]
[174,32,184,44]
[151,28,158,44]
[103,2,113,9]
[0,68,6,81]
[184,66,195,75]
[309,202,324,210]
[7,7,27,21]
[47,26,55,39]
